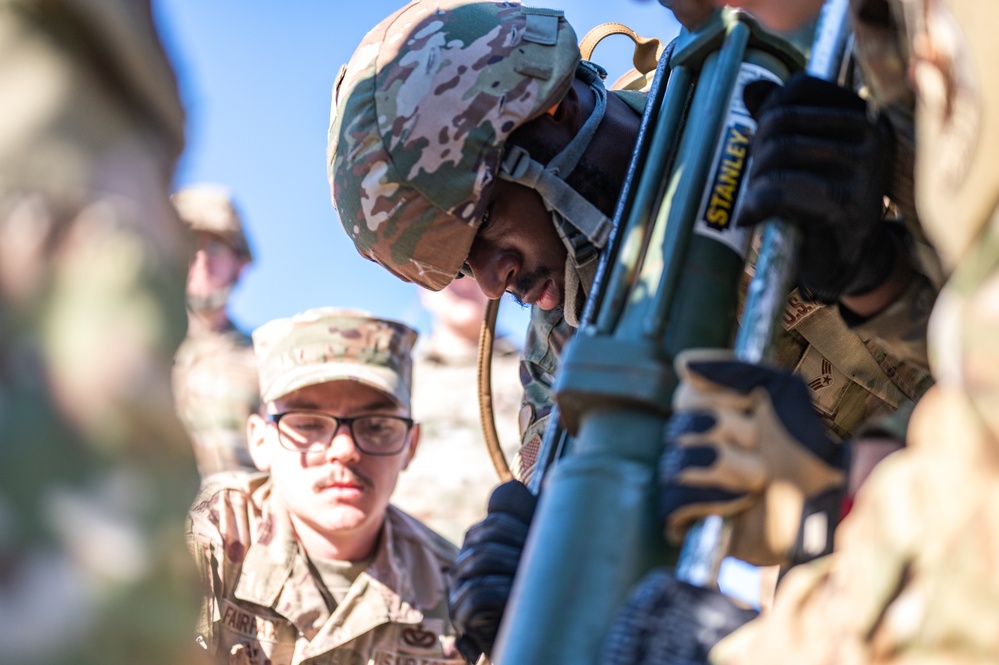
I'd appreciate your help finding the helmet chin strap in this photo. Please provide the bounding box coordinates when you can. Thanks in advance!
[498,60,612,327]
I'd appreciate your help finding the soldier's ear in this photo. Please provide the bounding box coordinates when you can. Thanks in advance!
[247,413,272,472]
[401,423,420,471]
[552,79,584,133]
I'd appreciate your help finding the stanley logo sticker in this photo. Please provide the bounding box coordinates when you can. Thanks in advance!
[704,122,752,231]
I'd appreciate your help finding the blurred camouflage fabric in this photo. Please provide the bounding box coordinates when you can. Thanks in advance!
[173,322,260,476]
[393,332,523,545]
[0,1,202,663]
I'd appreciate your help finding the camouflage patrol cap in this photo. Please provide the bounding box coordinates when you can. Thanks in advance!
[172,184,254,262]
[328,0,581,291]
[252,307,418,408]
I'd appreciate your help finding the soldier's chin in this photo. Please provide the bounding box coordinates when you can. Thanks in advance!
[535,280,561,310]
[187,286,232,313]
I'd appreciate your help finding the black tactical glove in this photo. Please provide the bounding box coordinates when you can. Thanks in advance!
[448,480,537,664]
[601,567,758,665]
[737,73,897,303]
[658,350,847,567]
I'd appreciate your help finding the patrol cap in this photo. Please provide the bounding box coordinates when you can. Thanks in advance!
[328,0,581,291]
[172,184,254,262]
[252,307,418,408]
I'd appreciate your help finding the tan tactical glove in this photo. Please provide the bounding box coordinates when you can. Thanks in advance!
[658,350,848,567]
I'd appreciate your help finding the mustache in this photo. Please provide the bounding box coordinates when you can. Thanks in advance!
[312,465,372,492]
[512,266,553,305]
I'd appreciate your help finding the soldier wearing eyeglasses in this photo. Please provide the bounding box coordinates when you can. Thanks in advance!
[186,307,465,665]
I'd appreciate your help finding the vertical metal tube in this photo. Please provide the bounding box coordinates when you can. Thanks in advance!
[675,0,853,586]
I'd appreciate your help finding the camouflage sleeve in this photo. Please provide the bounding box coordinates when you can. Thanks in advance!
[186,476,262,657]
[842,267,936,371]
[187,487,226,655]
[838,62,941,374]
[510,306,575,484]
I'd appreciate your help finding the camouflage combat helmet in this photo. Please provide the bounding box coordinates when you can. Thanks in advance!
[172,184,254,262]
[328,0,613,292]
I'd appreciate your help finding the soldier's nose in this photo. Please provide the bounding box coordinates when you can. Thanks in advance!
[466,251,516,300]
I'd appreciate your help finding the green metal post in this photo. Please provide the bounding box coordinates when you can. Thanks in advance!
[494,10,802,665]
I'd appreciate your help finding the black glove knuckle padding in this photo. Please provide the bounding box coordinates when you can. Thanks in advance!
[449,574,512,621]
[659,441,743,527]
[486,478,537,522]
[451,538,524,581]
[739,73,896,303]
[447,480,538,663]
[601,568,758,665]
[658,410,747,532]
[459,511,531,550]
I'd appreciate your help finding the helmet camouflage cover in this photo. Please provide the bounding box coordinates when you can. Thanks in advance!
[328,0,581,290]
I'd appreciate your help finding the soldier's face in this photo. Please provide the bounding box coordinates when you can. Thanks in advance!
[248,381,418,554]
[464,179,568,310]
[187,231,245,309]
[459,78,640,310]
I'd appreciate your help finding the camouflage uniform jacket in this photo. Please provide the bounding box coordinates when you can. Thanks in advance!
[173,319,260,476]
[188,472,464,665]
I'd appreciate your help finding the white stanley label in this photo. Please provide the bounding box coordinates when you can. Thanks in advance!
[694,62,782,255]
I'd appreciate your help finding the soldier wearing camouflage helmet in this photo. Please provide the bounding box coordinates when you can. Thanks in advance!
[172,184,261,476]
[328,0,652,483]
[329,2,941,661]
[187,307,464,665]
[328,0,931,479]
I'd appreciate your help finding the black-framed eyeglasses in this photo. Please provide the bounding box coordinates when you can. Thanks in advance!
[266,412,414,456]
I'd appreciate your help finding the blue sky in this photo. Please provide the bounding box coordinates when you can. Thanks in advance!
[153,1,680,345]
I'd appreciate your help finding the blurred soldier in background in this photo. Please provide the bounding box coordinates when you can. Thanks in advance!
[0,1,202,664]
[172,184,260,477]
[188,308,464,664]
[393,280,523,544]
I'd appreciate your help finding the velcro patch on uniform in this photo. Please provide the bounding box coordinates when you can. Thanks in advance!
[372,650,464,665]
[782,292,821,331]
[219,599,279,642]
[515,61,553,81]
[795,346,849,418]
